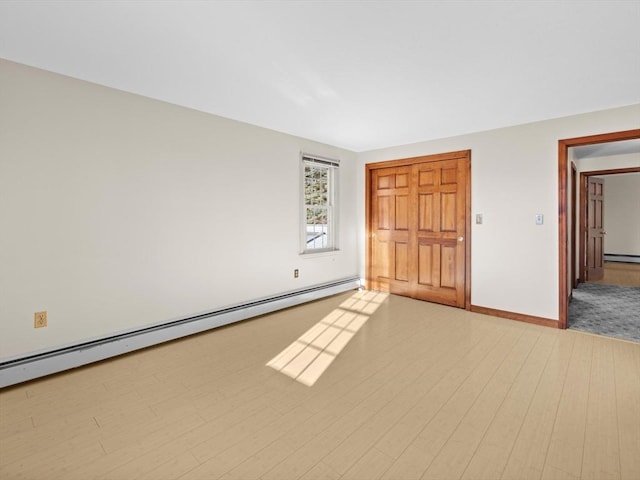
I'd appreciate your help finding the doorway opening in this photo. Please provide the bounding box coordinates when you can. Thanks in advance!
[578,168,640,284]
[558,129,640,329]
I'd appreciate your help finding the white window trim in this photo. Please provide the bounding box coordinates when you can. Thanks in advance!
[300,153,340,255]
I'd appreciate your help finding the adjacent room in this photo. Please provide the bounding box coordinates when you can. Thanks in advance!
[567,152,640,342]
[1,1,639,479]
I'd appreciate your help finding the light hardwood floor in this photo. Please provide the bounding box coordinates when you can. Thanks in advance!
[1,290,639,480]
[590,262,640,288]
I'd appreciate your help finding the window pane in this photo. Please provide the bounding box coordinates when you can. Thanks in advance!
[305,165,328,207]
[306,206,327,224]
[306,206,328,249]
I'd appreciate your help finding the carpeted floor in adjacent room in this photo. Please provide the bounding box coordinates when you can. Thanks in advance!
[569,282,640,343]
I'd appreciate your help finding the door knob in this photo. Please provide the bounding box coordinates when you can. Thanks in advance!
[458,236,464,242]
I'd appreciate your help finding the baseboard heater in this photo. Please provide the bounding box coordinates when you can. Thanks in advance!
[0,276,360,388]
[604,254,640,264]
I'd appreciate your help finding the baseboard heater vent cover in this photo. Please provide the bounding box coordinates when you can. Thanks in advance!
[604,254,640,264]
[0,276,360,388]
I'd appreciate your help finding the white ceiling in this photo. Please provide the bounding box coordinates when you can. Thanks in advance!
[1,0,639,152]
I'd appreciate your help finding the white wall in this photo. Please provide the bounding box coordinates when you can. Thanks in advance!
[602,173,640,256]
[0,60,359,360]
[357,104,640,321]
[577,151,640,173]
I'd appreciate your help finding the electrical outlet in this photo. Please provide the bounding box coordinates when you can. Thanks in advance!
[34,311,47,328]
[294,269,299,278]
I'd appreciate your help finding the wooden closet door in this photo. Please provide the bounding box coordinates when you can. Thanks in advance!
[413,159,467,307]
[370,166,412,296]
[367,152,469,308]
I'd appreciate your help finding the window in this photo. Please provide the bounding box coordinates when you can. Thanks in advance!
[301,154,339,253]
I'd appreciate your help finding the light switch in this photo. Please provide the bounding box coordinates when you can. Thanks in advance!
[476,213,483,225]
[535,214,544,225]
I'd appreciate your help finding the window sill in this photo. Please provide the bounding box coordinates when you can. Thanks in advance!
[300,249,341,258]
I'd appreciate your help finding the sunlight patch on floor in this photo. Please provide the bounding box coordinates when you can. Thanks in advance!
[266,290,388,386]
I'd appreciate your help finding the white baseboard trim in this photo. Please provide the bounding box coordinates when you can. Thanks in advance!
[0,277,360,388]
